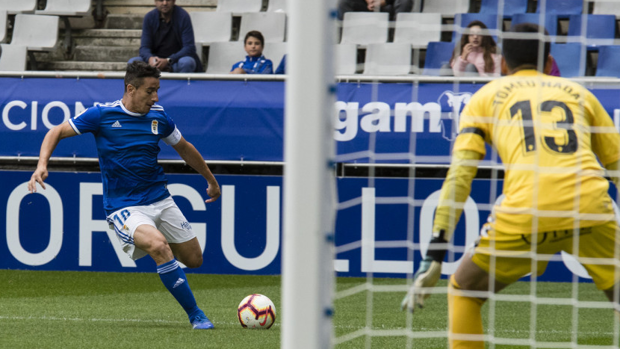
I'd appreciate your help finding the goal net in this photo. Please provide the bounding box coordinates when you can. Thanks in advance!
[327,1,620,348]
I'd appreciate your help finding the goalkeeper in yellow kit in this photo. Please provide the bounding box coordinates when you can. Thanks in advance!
[402,23,620,348]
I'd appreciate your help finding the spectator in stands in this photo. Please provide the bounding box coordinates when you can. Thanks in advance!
[230,31,273,74]
[548,55,561,76]
[337,0,413,21]
[449,20,501,77]
[128,0,202,73]
[275,54,286,74]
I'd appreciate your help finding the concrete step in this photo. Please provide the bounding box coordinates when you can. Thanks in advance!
[42,61,128,72]
[75,45,138,62]
[73,29,142,46]
[105,14,144,29]
[104,0,217,15]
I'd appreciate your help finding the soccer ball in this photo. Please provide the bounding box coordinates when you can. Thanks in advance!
[237,294,276,329]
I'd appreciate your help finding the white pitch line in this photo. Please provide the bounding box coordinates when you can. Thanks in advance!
[1,315,615,336]
[0,315,280,328]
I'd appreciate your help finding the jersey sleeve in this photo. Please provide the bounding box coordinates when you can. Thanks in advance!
[68,106,100,135]
[452,90,492,156]
[161,112,182,146]
[587,90,620,166]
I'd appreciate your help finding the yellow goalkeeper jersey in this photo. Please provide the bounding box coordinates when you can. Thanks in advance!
[455,70,620,233]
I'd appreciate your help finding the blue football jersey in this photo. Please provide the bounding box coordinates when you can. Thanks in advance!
[69,100,182,215]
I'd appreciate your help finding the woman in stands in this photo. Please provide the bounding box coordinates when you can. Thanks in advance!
[230,31,273,74]
[450,20,501,77]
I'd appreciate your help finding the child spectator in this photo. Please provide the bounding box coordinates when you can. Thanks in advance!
[275,54,286,74]
[230,31,273,74]
[450,20,501,77]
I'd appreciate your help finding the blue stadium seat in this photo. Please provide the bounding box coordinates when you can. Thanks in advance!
[511,14,559,42]
[536,0,583,17]
[595,45,620,77]
[550,43,585,77]
[453,13,500,42]
[567,14,616,49]
[423,41,455,76]
[479,0,527,18]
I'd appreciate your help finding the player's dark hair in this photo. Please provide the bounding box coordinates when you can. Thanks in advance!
[124,61,161,92]
[503,23,551,71]
[451,20,498,73]
[244,30,265,47]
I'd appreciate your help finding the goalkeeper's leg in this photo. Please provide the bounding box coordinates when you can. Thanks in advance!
[449,253,509,349]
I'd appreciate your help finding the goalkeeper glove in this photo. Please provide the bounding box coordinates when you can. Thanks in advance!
[400,236,447,312]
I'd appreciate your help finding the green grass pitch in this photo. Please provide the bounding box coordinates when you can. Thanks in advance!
[1,270,617,348]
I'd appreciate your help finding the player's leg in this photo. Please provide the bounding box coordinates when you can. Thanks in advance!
[449,252,509,349]
[133,224,212,329]
[133,224,174,264]
[155,198,213,329]
[604,284,620,319]
[571,221,620,318]
[169,237,203,268]
[449,224,554,349]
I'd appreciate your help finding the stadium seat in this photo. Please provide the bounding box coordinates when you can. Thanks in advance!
[567,14,616,49]
[595,45,620,77]
[393,13,441,49]
[423,41,455,76]
[239,12,286,43]
[267,0,286,13]
[216,0,262,13]
[593,1,620,19]
[0,44,27,71]
[335,43,357,75]
[453,13,500,42]
[0,0,36,14]
[536,0,583,17]
[0,10,6,43]
[363,43,412,75]
[550,43,585,77]
[511,14,559,42]
[11,14,59,51]
[262,42,287,70]
[35,0,91,55]
[340,12,389,46]
[205,42,246,74]
[422,0,470,17]
[190,11,233,45]
[35,0,91,16]
[479,0,527,17]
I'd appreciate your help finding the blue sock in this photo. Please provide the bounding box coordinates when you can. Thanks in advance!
[157,259,201,319]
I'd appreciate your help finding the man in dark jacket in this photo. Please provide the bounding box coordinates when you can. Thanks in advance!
[337,0,413,20]
[128,0,203,73]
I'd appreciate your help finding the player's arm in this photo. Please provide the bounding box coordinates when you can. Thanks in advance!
[401,148,483,312]
[587,92,620,189]
[28,121,78,193]
[431,149,483,253]
[172,137,221,203]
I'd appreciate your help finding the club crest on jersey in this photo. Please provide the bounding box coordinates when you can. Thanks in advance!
[151,120,158,135]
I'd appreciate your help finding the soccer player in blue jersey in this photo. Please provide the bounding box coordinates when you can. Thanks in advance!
[27,61,220,330]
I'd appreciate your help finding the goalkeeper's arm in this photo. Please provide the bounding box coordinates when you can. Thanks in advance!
[604,158,620,191]
[429,148,483,260]
[401,149,482,312]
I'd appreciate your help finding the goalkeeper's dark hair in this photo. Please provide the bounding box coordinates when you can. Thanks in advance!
[503,23,550,71]
[124,61,161,92]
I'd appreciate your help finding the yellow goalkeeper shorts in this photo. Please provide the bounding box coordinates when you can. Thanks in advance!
[471,220,620,290]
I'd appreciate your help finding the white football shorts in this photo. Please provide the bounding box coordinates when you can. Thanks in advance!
[106,196,196,260]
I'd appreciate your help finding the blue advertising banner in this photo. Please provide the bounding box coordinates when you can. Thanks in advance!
[0,170,596,283]
[2,78,620,163]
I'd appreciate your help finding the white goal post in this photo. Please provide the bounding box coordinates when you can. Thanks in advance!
[281,0,337,348]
